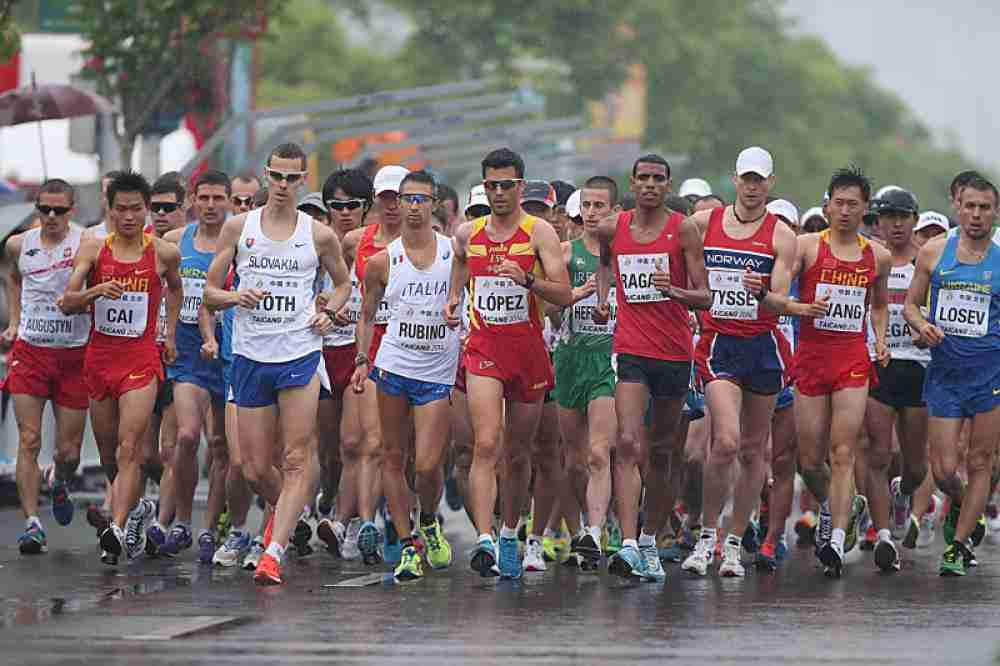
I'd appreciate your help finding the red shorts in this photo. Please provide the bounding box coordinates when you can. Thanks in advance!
[4,340,88,409]
[368,325,386,362]
[85,345,164,402]
[794,343,876,397]
[323,343,356,398]
[464,334,553,403]
[454,353,467,394]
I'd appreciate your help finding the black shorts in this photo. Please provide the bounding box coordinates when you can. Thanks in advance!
[153,378,174,417]
[870,359,926,410]
[615,354,691,400]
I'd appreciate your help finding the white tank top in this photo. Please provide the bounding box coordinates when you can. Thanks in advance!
[321,271,362,348]
[17,226,90,348]
[885,262,930,365]
[375,233,460,385]
[233,208,321,363]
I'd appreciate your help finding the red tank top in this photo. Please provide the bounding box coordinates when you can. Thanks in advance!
[799,230,876,348]
[701,207,780,337]
[88,233,162,351]
[466,215,546,341]
[612,210,692,361]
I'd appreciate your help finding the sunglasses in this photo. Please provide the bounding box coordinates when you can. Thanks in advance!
[482,178,523,192]
[36,205,71,217]
[325,198,366,212]
[401,193,435,206]
[231,195,253,207]
[150,202,181,214]
[265,168,307,184]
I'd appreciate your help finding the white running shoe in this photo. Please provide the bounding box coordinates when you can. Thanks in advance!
[523,538,547,572]
[718,537,745,577]
[889,477,909,540]
[242,538,264,571]
[987,499,1000,545]
[918,496,940,549]
[682,535,715,576]
[342,517,362,561]
[124,498,155,560]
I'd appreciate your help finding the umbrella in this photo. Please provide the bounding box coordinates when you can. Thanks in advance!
[0,74,117,179]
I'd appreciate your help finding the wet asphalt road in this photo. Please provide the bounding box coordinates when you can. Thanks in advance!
[1,499,999,666]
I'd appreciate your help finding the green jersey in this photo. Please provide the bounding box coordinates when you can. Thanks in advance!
[562,237,615,352]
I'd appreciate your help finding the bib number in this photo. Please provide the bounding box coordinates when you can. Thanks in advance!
[571,289,616,335]
[935,288,989,338]
[247,278,304,329]
[180,276,204,325]
[21,302,84,345]
[474,276,529,325]
[95,292,149,338]
[390,302,450,353]
[709,269,759,320]
[326,282,362,341]
[814,283,866,333]
[618,253,669,303]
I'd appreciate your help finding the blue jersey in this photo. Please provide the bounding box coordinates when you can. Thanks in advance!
[169,224,222,381]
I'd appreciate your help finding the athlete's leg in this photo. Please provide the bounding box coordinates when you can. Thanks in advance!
[952,408,1000,543]
[333,388,363,524]
[729,391,777,539]
[466,375,505,535]
[529,401,561,539]
[451,388,474,524]
[51,404,85,485]
[112,383,159,527]
[865,397,897,532]
[503,400,545,531]
[318,395,344,506]
[585,396,615,530]
[13,395,48,520]
[683,410,709,527]
[642,398,685,537]
[764,406,796,546]
[558,406,588,522]
[224,402,252,529]
[269,377,321,549]
[701,380,743,530]
[203,402,228,531]
[412,398,451,527]
[171,383,210,526]
[795,392,833,504]
[898,406,930,499]
[829,386,869,531]
[379,388,413,536]
[89,397,120,485]
[614,380,650,542]
[157,401,178,526]
[355,378,383,523]
[240,404,281,507]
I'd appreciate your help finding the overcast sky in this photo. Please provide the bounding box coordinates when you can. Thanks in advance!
[783,1,998,171]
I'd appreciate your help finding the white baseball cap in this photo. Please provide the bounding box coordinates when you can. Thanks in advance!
[801,206,826,225]
[464,184,489,215]
[678,178,712,199]
[915,211,949,233]
[735,147,774,178]
[373,165,409,195]
[565,189,582,218]
[766,199,799,227]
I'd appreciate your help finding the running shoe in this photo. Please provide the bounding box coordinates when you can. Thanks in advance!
[394,545,424,581]
[124,498,155,560]
[755,540,778,572]
[819,541,843,578]
[939,542,966,577]
[86,504,110,536]
[902,514,921,550]
[971,513,987,547]
[815,506,833,559]
[775,533,788,563]
[197,530,216,565]
[658,534,683,563]
[889,477,910,539]
[681,535,715,576]
[987,501,1000,545]
[315,491,334,520]
[291,517,314,558]
[161,524,193,557]
[242,538,264,570]
[719,535,745,577]
[577,532,602,573]
[874,538,900,572]
[18,522,47,555]
[795,511,817,547]
[680,524,699,551]
[844,495,868,553]
[608,543,643,579]
[523,537,547,572]
[213,530,250,567]
[262,512,275,547]
[100,524,125,565]
[498,534,521,579]
[917,497,939,549]
[316,518,345,558]
[383,518,402,565]
[254,552,282,585]
[541,535,558,563]
[145,523,166,558]
[216,509,231,542]
[470,535,500,577]
[741,520,760,554]
[444,475,463,511]
[357,521,383,565]
[640,541,666,582]
[419,519,452,570]
[604,517,623,555]
[561,536,581,568]
[942,499,960,546]
[50,479,74,526]
[342,518,362,560]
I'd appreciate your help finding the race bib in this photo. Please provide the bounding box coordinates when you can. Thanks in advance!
[886,304,916,351]
[179,276,204,325]
[325,281,362,342]
[374,298,391,326]
[935,288,989,338]
[814,283,866,333]
[95,292,149,338]
[390,302,451,353]
[20,302,85,346]
[709,269,759,320]
[571,289,616,336]
[247,277,305,330]
[618,253,669,303]
[156,298,167,343]
[474,276,529,325]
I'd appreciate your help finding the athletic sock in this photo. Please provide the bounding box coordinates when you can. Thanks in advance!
[26,516,41,530]
[831,528,846,551]
[877,528,892,543]
[622,538,639,551]
[419,512,436,526]
[820,499,831,514]
[543,527,555,539]
[231,523,246,534]
[265,541,285,560]
[499,526,517,539]
[638,531,656,547]
[701,527,718,543]
[478,532,494,544]
[586,525,601,543]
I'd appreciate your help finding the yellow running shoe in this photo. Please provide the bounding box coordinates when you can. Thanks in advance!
[394,545,424,580]
[542,535,558,562]
[418,519,453,570]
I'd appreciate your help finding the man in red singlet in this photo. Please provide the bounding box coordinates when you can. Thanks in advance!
[61,171,183,565]
[593,153,711,581]
[750,167,890,577]
[445,147,572,579]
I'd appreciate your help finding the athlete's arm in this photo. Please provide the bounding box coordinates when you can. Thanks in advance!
[513,220,572,307]
[749,233,829,318]
[593,214,617,323]
[668,216,712,310]
[2,234,23,347]
[162,226,185,245]
[312,222,351,332]
[341,227,362,269]
[445,223,471,329]
[197,304,219,360]
[157,238,182,366]
[904,237,946,347]
[351,250,388,393]
[204,215,253,312]
[869,244,892,366]
[60,236,119,314]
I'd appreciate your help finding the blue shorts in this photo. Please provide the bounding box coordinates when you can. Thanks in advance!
[682,389,706,421]
[232,351,322,408]
[170,342,225,403]
[695,330,791,395]
[924,364,1000,419]
[375,367,451,407]
[775,385,794,411]
[222,356,235,404]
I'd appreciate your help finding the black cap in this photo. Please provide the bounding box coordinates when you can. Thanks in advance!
[873,188,919,215]
[551,180,575,207]
[521,180,556,207]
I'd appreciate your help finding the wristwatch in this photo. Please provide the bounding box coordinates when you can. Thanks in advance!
[524,272,536,290]
[753,283,769,302]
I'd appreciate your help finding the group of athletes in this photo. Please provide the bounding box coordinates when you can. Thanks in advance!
[4,140,1000,586]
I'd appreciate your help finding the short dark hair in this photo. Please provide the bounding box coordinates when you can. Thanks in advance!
[698,194,726,208]
[583,176,618,205]
[267,142,308,170]
[665,194,693,216]
[481,148,525,179]
[950,170,983,199]
[322,169,373,207]
[551,180,576,207]
[632,154,671,180]
[960,176,999,206]
[195,169,232,196]
[151,174,185,203]
[102,169,124,184]
[436,183,458,209]
[253,188,269,207]
[399,170,436,193]
[232,172,261,188]
[36,178,75,205]
[827,166,872,202]
[107,170,151,208]
[621,192,636,211]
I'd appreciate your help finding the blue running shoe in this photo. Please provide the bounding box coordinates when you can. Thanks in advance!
[775,534,788,563]
[161,524,193,557]
[640,542,666,582]
[755,541,778,572]
[213,530,251,567]
[197,530,216,564]
[145,523,166,557]
[358,521,383,565]
[383,518,402,565]
[742,520,760,553]
[498,535,521,579]
[470,535,500,577]
[18,522,47,555]
[609,544,643,579]
[51,480,74,526]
